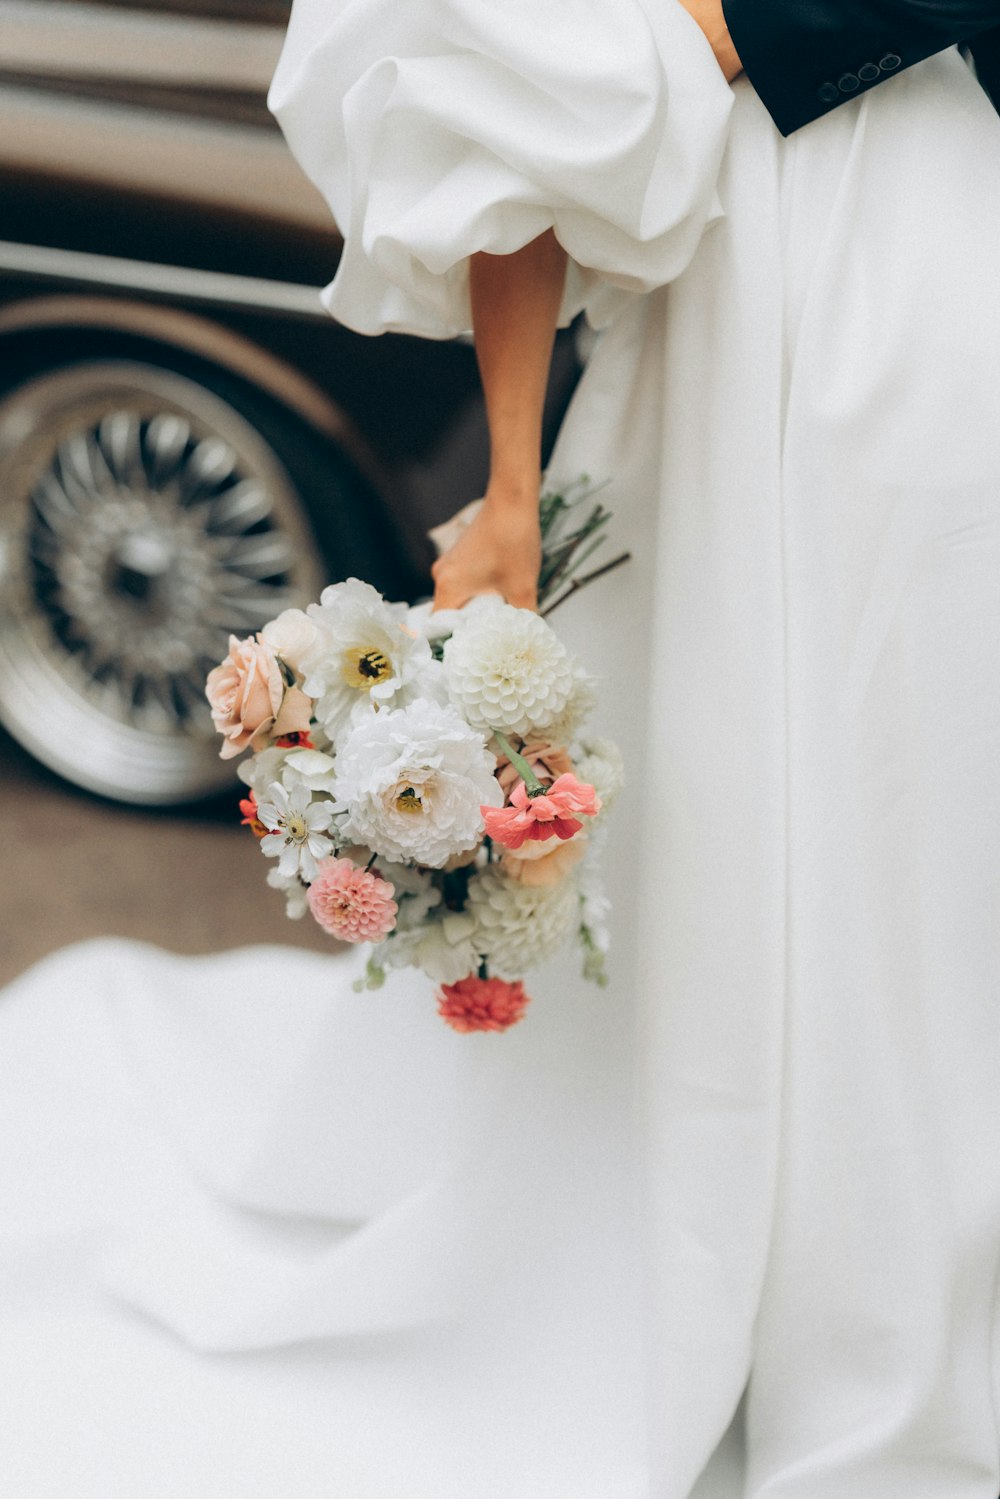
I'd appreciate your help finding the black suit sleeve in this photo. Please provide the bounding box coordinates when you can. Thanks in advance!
[721,0,1000,135]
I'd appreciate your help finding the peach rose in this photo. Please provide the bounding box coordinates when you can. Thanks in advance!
[206,635,312,760]
[502,830,589,888]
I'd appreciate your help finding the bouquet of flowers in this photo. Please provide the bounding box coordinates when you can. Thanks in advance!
[205,483,625,1033]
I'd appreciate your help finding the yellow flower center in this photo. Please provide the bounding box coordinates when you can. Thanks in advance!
[286,814,308,841]
[394,785,424,815]
[343,647,392,691]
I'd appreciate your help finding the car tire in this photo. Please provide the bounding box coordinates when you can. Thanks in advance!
[0,336,409,805]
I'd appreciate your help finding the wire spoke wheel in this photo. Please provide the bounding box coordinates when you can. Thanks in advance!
[0,359,324,802]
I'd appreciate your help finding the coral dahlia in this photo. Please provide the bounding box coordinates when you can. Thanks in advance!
[437,975,531,1033]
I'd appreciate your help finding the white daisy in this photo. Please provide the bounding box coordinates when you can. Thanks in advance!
[333,698,502,868]
[257,781,337,881]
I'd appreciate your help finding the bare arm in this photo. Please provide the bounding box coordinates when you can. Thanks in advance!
[432,230,568,611]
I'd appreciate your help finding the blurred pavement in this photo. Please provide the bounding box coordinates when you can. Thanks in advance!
[0,728,333,989]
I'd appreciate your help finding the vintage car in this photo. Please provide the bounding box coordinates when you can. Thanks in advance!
[0,0,579,804]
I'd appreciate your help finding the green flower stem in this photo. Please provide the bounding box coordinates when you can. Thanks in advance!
[493,731,545,797]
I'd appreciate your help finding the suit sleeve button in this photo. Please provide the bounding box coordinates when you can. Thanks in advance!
[858,62,880,82]
[817,82,840,103]
[879,53,902,70]
[838,73,860,92]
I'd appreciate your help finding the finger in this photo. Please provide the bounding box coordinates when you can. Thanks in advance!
[503,585,538,612]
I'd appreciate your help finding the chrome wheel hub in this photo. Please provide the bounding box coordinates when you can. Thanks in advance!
[0,361,324,802]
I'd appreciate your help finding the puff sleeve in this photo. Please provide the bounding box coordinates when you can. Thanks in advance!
[268,0,735,336]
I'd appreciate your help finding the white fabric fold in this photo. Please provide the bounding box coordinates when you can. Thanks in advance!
[89,943,489,1348]
[0,939,652,1497]
[269,0,734,335]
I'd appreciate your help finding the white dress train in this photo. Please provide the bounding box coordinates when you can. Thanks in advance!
[3,2,1000,1495]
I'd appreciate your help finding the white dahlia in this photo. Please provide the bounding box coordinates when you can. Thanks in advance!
[532,662,599,744]
[574,736,625,819]
[465,866,578,978]
[443,600,577,738]
[300,578,444,743]
[332,699,503,868]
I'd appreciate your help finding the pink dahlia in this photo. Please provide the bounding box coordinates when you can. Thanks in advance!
[307,858,398,943]
[437,975,531,1034]
[481,773,601,851]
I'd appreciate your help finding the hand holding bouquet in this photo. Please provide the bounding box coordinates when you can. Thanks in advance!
[206,483,625,1032]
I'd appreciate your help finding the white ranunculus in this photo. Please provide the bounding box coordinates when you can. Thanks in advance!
[281,747,339,796]
[237,744,292,796]
[333,699,502,868]
[465,866,578,978]
[261,608,321,676]
[412,911,481,984]
[443,600,578,738]
[298,578,444,743]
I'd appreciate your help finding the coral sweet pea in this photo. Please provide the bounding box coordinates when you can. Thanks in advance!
[482,773,601,851]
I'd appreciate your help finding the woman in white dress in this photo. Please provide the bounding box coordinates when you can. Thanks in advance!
[265,1,1000,1492]
[263,0,1000,1492]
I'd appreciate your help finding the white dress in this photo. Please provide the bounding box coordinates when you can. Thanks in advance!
[3,4,1000,1497]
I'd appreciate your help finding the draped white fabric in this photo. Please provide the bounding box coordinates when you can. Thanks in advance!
[267,0,734,334]
[5,9,1000,1495]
